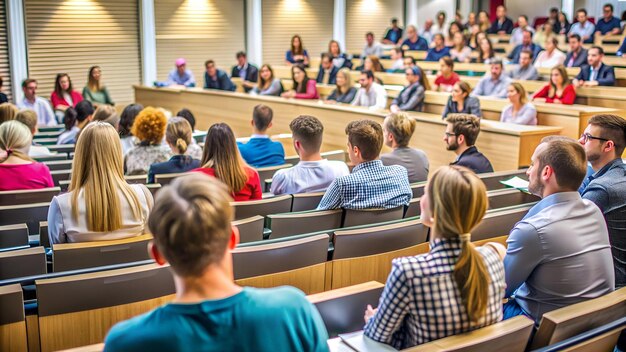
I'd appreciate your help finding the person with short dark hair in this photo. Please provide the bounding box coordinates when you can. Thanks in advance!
[17,78,55,126]
[444,114,493,174]
[488,5,514,34]
[237,104,285,167]
[362,32,383,58]
[507,29,542,64]
[271,115,349,195]
[564,34,588,67]
[507,50,539,80]
[472,60,511,98]
[57,100,95,145]
[569,8,595,43]
[401,25,428,51]
[104,173,328,350]
[424,34,450,62]
[382,18,403,44]
[502,136,614,322]
[316,53,339,85]
[578,114,626,288]
[595,3,621,36]
[573,46,616,86]
[380,112,429,183]
[352,70,387,110]
[118,103,143,155]
[317,119,412,210]
[231,51,258,93]
[434,57,460,92]
[203,60,236,91]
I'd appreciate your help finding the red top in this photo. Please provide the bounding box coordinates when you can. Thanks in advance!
[294,80,319,99]
[0,162,54,191]
[434,72,460,91]
[194,166,262,201]
[532,84,576,105]
[50,90,84,110]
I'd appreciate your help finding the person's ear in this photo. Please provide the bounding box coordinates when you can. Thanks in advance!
[268,121,273,129]
[542,165,553,182]
[353,144,361,158]
[604,140,614,153]
[149,241,167,266]
[228,226,240,250]
[457,134,465,145]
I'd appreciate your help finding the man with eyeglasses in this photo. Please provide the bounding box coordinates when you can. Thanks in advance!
[444,114,493,174]
[579,114,626,288]
[390,67,425,113]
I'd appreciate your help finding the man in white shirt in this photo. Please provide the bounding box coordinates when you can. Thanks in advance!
[17,78,56,126]
[352,71,388,110]
[271,115,349,195]
[362,32,383,58]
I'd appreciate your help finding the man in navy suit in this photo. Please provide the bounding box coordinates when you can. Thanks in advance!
[573,46,616,87]
[488,5,514,34]
[564,34,588,68]
[231,51,258,93]
[316,53,339,85]
[508,30,542,64]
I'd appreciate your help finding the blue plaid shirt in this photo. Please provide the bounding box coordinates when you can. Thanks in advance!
[316,160,412,210]
[364,238,506,349]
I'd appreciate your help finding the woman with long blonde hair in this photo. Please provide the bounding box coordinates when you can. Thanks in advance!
[194,123,261,201]
[0,103,18,123]
[363,165,506,349]
[47,122,153,243]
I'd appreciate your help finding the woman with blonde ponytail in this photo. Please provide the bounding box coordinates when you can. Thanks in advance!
[148,117,200,183]
[0,120,53,190]
[363,165,506,349]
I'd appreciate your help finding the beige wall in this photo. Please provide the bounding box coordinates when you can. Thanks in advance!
[346,0,404,53]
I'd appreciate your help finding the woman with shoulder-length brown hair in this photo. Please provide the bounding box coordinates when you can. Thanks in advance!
[82,66,114,106]
[532,64,576,104]
[194,123,262,201]
[363,165,506,349]
[251,64,283,96]
[285,34,310,67]
[47,121,153,244]
[281,63,319,99]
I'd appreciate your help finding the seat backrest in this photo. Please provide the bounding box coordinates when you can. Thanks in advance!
[291,192,325,212]
[0,247,47,280]
[342,207,405,227]
[0,224,30,249]
[232,195,292,220]
[333,218,428,259]
[487,189,540,210]
[40,221,50,248]
[472,205,533,241]
[52,234,153,272]
[407,315,535,352]
[155,172,189,186]
[35,154,67,162]
[532,316,626,352]
[233,215,265,243]
[321,150,347,162]
[530,287,626,349]
[405,198,421,218]
[268,210,343,239]
[0,187,61,206]
[145,183,161,196]
[43,160,73,171]
[232,233,329,279]
[255,164,292,192]
[0,284,27,352]
[0,202,50,235]
[308,282,384,337]
[479,169,528,191]
[51,169,72,186]
[124,175,148,185]
[47,144,75,156]
[410,182,426,199]
[36,264,176,352]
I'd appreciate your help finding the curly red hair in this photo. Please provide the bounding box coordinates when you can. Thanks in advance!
[131,107,167,145]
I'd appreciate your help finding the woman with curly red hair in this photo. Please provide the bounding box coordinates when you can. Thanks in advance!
[124,107,171,175]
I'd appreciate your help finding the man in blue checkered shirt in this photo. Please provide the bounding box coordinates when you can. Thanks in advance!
[317,119,412,210]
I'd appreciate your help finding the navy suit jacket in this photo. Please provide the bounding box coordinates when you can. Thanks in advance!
[508,43,542,64]
[204,69,236,91]
[231,64,259,92]
[564,48,588,68]
[451,146,494,174]
[488,18,514,34]
[316,65,339,85]
[148,155,201,184]
[576,63,616,86]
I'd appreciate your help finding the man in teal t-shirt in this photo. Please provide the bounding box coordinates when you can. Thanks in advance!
[104,174,329,352]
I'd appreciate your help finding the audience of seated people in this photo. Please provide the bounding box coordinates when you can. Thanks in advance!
[361,32,383,58]
[0,120,53,191]
[281,63,319,99]
[390,66,427,113]
[380,112,429,183]
[508,50,539,81]
[532,65,576,104]
[166,58,196,88]
[104,174,328,350]
[15,109,54,158]
[204,60,236,91]
[534,37,566,69]
[352,70,387,111]
[431,11,449,35]
[57,100,94,145]
[508,30,542,65]
[533,22,554,46]
[250,64,283,96]
[425,34,450,62]
[401,25,428,51]
[503,136,614,322]
[472,60,511,99]
[50,73,83,122]
[317,119,412,210]
[315,53,339,85]
[124,107,171,175]
[237,104,285,167]
[83,65,114,106]
[328,40,352,69]
[231,51,258,93]
[325,68,357,104]
[500,83,537,125]
[271,115,349,195]
[17,78,55,126]
[382,18,403,45]
[365,164,506,349]
[488,5,513,34]
[285,34,310,66]
[435,57,460,92]
[573,46,616,87]
[443,81,482,118]
[569,8,595,43]
[93,104,120,129]
[118,103,143,156]
[578,115,626,289]
[510,15,534,47]
[195,123,261,201]
[48,121,153,244]
[148,117,201,184]
[564,34,589,68]
[445,114,493,174]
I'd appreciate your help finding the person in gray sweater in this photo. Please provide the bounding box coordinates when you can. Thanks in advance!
[380,112,429,183]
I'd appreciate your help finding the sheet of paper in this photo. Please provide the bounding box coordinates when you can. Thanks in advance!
[339,331,398,352]
[500,176,530,193]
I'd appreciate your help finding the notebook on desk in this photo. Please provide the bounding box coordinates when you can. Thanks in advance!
[338,331,398,352]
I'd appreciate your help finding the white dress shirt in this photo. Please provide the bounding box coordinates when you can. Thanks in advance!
[352,82,388,110]
[270,159,350,195]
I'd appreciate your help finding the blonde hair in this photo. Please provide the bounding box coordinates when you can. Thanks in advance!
[87,66,101,92]
[509,82,528,105]
[384,112,416,147]
[336,68,353,95]
[70,122,143,232]
[427,165,490,322]
[0,120,33,163]
[166,117,192,154]
[15,110,38,133]
[131,107,167,145]
[0,103,18,123]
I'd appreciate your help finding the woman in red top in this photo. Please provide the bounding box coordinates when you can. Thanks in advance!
[50,73,84,113]
[194,123,261,201]
[281,63,319,100]
[532,65,576,105]
[434,57,460,93]
[0,120,54,191]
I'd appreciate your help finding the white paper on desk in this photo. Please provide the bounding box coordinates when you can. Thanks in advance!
[339,331,398,352]
[500,176,530,193]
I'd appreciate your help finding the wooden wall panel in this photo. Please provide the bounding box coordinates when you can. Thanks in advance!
[24,0,141,106]
[0,0,11,102]
[345,0,404,53]
[155,0,245,83]
[262,0,334,67]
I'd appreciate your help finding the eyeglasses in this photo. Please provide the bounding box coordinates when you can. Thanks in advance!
[444,132,457,138]
[580,133,609,143]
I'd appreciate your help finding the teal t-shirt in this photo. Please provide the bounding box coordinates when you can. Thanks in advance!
[104,286,329,352]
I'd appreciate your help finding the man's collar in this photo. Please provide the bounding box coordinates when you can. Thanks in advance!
[250,134,270,139]
[592,158,624,179]
[237,63,248,70]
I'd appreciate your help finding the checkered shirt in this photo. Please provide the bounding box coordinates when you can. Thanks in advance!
[363,238,506,349]
[316,160,412,210]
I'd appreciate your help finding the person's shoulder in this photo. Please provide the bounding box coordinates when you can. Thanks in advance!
[246,286,310,310]
[105,308,169,351]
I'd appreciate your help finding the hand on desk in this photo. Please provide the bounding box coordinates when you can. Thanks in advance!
[281,91,295,98]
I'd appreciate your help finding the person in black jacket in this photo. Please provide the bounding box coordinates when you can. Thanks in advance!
[204,60,235,91]
[488,5,514,34]
[573,46,616,87]
[316,53,339,85]
[444,113,493,174]
[230,51,258,93]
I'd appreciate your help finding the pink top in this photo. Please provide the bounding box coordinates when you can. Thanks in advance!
[294,79,319,99]
[50,90,84,110]
[0,162,54,191]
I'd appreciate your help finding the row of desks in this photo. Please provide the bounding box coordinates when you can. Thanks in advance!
[135,85,562,172]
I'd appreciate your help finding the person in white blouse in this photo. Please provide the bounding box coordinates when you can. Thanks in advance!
[352,70,388,110]
[47,122,153,244]
[534,37,566,69]
[500,83,537,125]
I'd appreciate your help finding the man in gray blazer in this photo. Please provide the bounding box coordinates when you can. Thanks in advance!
[564,34,588,68]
